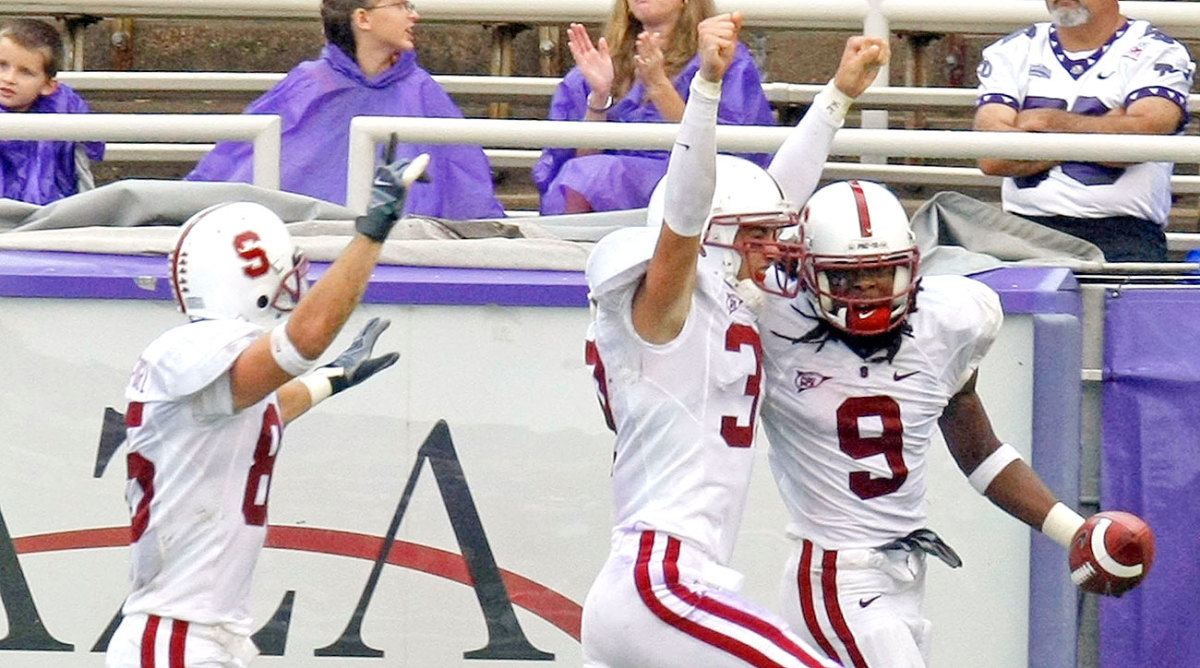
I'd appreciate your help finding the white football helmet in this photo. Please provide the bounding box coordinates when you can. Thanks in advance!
[170,202,309,329]
[646,154,798,294]
[799,180,919,336]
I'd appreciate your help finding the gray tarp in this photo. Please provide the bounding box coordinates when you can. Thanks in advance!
[0,180,1109,273]
[0,180,644,270]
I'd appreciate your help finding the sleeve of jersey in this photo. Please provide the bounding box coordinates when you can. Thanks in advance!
[1124,35,1194,130]
[128,320,264,403]
[976,31,1028,110]
[946,278,1004,392]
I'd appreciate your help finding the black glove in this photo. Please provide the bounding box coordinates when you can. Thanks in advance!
[355,153,431,242]
[307,317,399,400]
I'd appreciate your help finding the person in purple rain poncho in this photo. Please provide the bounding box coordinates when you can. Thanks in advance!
[188,0,504,220]
[0,19,104,206]
[532,0,774,215]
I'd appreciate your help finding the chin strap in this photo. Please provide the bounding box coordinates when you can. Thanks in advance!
[735,278,767,316]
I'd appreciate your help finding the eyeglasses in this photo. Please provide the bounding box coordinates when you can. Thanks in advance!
[365,1,416,12]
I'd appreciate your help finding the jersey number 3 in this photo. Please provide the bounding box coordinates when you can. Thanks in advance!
[837,396,907,499]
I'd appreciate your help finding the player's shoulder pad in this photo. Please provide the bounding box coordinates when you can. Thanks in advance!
[913,275,1002,339]
[133,319,265,400]
[586,227,657,304]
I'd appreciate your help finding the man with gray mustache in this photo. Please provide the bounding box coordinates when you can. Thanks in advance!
[973,0,1194,262]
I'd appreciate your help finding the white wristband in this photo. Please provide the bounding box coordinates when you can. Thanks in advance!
[812,79,854,128]
[270,323,317,377]
[298,371,334,406]
[1041,502,1086,548]
[691,74,722,100]
[967,443,1022,494]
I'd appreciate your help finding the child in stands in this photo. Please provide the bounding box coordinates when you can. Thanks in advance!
[0,18,103,205]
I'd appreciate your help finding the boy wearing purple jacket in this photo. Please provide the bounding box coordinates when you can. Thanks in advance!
[188,0,504,220]
[0,19,104,205]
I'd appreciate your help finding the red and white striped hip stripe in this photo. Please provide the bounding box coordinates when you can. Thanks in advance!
[794,539,870,668]
[634,531,832,668]
[139,615,189,668]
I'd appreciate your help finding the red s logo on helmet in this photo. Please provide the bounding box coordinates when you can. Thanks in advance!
[234,231,270,278]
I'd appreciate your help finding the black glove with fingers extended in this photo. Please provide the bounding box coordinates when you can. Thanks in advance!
[301,317,399,404]
[355,153,431,242]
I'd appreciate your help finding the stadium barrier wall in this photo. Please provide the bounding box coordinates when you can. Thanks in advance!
[0,250,1081,667]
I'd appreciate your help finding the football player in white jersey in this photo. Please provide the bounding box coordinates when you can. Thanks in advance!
[581,13,887,667]
[105,156,429,668]
[974,0,1194,261]
[756,180,1101,668]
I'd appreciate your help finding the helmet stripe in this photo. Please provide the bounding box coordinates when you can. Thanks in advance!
[848,180,872,237]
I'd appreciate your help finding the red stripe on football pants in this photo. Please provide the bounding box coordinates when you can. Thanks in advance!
[634,531,829,667]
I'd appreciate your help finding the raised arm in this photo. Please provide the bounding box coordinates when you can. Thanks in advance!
[229,156,428,413]
[768,36,889,205]
[631,13,740,343]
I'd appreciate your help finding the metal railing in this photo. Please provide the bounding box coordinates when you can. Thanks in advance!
[345,115,1200,208]
[5,0,1200,36]
[0,114,281,189]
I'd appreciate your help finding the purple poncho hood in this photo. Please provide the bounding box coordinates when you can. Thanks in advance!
[188,45,503,219]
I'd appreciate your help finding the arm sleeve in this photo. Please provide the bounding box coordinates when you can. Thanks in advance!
[661,77,720,237]
[766,83,846,207]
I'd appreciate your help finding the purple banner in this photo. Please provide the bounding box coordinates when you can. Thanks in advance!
[1102,288,1200,668]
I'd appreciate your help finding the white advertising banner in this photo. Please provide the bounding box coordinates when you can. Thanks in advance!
[0,295,1033,667]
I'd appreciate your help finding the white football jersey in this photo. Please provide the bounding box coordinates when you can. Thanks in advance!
[760,275,1002,549]
[977,19,1194,225]
[587,251,763,565]
[121,318,279,635]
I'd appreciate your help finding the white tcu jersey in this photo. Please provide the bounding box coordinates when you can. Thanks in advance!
[121,318,280,635]
[977,19,1194,225]
[586,253,763,566]
[760,275,1002,549]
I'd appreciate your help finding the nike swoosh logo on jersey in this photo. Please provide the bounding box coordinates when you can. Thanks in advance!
[1098,71,1114,79]
[859,594,882,608]
[893,370,919,381]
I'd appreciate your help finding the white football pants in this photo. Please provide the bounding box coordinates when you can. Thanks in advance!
[780,536,932,668]
[105,613,258,668]
[582,529,838,668]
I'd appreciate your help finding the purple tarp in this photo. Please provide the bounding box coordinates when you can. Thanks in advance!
[0,84,104,205]
[186,45,504,220]
[532,42,774,215]
[1101,288,1200,668]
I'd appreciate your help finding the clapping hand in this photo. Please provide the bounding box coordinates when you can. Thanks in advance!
[634,29,670,89]
[568,23,615,107]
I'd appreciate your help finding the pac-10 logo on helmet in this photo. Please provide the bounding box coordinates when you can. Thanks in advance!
[170,202,310,329]
[798,180,919,337]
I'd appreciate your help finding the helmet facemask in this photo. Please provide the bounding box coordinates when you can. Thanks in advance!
[804,249,919,336]
[797,180,920,337]
[704,210,802,297]
[270,250,310,314]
